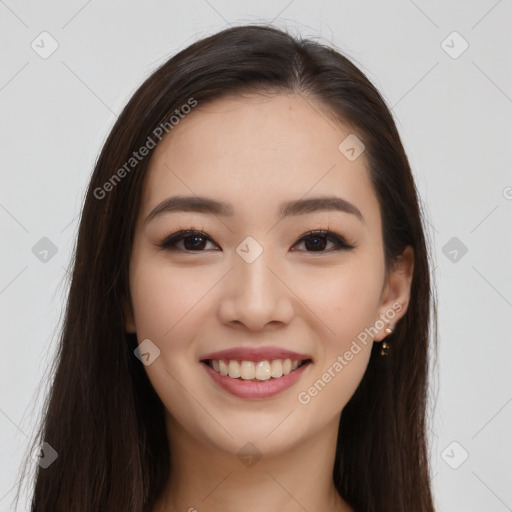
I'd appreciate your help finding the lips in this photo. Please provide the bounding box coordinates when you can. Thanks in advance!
[199,346,313,399]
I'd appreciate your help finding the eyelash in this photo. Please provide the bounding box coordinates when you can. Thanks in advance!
[157,228,356,253]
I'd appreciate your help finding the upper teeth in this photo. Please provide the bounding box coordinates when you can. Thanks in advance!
[210,359,302,380]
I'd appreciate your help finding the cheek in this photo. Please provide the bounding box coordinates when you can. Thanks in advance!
[129,257,213,343]
[295,268,380,414]
[297,255,385,344]
[128,259,213,423]
[128,256,221,392]
[297,344,372,422]
[292,256,383,410]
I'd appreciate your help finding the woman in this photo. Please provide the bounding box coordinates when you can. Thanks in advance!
[16,24,437,511]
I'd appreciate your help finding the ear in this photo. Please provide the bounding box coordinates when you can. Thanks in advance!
[123,296,136,333]
[373,245,414,342]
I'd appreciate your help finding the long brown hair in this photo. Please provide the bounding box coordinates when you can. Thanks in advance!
[14,24,438,512]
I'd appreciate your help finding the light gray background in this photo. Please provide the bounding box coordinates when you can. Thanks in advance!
[1,1,511,511]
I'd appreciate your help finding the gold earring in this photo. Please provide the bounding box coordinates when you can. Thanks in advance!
[380,325,393,356]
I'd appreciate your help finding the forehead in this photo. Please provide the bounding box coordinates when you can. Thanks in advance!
[141,93,380,230]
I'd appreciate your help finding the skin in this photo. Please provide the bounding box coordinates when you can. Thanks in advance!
[124,92,414,512]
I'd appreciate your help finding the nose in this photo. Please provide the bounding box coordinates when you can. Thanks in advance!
[217,248,295,331]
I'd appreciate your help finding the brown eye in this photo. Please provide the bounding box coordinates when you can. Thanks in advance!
[159,231,219,252]
[182,235,208,250]
[303,235,328,251]
[292,231,355,252]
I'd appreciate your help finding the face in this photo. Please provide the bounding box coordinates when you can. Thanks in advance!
[124,92,413,458]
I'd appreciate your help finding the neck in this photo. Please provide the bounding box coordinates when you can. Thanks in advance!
[154,412,353,512]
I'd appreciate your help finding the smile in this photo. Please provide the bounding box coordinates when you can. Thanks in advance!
[199,346,313,399]
[201,358,312,399]
[205,358,308,380]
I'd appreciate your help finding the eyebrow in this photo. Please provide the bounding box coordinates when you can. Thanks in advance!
[144,195,365,225]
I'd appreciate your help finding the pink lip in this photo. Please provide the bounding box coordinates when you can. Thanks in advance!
[200,346,312,363]
[201,360,312,399]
